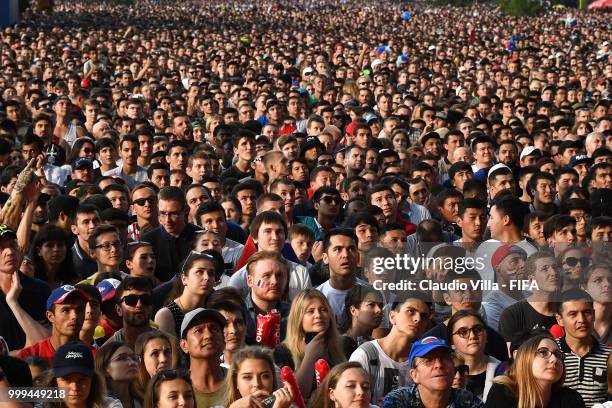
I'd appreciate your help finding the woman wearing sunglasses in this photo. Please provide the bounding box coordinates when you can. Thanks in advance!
[484,334,585,408]
[144,369,195,408]
[95,341,143,408]
[559,247,590,290]
[448,310,502,402]
[134,331,180,399]
[154,250,224,339]
[225,346,294,408]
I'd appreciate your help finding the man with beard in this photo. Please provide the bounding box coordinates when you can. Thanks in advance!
[18,285,90,363]
[104,277,155,349]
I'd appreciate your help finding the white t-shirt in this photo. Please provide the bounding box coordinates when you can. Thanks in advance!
[316,279,368,328]
[349,339,411,405]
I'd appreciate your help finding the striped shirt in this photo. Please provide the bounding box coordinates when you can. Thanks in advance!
[557,336,611,406]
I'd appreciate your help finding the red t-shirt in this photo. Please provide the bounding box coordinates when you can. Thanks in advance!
[18,338,96,364]
[18,338,55,364]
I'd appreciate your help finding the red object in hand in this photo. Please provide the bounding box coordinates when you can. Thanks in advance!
[255,311,281,348]
[314,359,330,386]
[281,366,306,408]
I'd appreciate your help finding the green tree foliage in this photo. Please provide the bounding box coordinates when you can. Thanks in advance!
[499,0,543,16]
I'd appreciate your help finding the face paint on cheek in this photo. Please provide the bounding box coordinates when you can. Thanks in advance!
[256,279,267,288]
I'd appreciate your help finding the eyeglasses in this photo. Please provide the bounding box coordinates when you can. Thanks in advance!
[455,364,469,376]
[563,256,591,268]
[452,325,485,339]
[159,210,184,219]
[111,353,141,363]
[320,196,343,205]
[94,240,122,252]
[133,196,157,206]
[415,354,452,367]
[121,293,153,307]
[535,347,564,361]
[317,159,334,166]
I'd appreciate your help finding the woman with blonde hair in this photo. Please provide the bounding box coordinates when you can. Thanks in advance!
[308,362,374,408]
[484,334,585,408]
[273,288,346,400]
[224,346,294,408]
[134,331,180,399]
[343,80,360,100]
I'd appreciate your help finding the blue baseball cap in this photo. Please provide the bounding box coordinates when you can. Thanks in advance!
[72,158,93,170]
[96,278,121,302]
[409,336,452,367]
[46,285,90,311]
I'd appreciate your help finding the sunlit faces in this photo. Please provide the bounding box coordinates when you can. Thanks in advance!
[328,367,371,408]
[156,378,195,408]
[56,373,92,408]
[583,266,612,303]
[302,297,331,333]
[531,338,563,384]
[181,258,217,297]
[142,338,173,376]
[529,256,562,293]
[219,309,246,353]
[235,358,276,398]
[106,345,139,382]
[556,299,594,341]
[246,258,288,303]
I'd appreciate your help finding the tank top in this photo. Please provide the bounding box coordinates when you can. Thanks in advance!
[166,300,185,339]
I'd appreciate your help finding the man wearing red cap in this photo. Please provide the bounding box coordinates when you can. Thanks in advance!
[17,285,91,363]
[483,244,528,331]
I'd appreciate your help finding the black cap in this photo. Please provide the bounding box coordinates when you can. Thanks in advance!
[52,341,94,378]
[0,224,17,240]
[300,137,325,155]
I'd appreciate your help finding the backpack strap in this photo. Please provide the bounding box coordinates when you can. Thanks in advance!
[360,341,380,389]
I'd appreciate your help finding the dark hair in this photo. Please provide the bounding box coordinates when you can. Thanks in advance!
[115,276,153,303]
[323,228,358,252]
[143,369,193,408]
[343,212,380,234]
[527,172,556,199]
[391,290,432,312]
[71,204,99,225]
[493,195,527,229]
[434,188,463,208]
[458,198,486,217]
[87,224,120,252]
[447,309,487,344]
[0,354,33,387]
[341,285,383,332]
[543,214,576,240]
[249,210,287,238]
[30,225,79,285]
[556,289,594,314]
[158,186,187,209]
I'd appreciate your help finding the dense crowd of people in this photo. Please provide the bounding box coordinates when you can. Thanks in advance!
[0,0,611,407]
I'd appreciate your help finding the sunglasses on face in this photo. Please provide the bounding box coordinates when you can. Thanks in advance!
[133,196,157,206]
[121,293,153,307]
[563,256,590,268]
[320,196,343,205]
